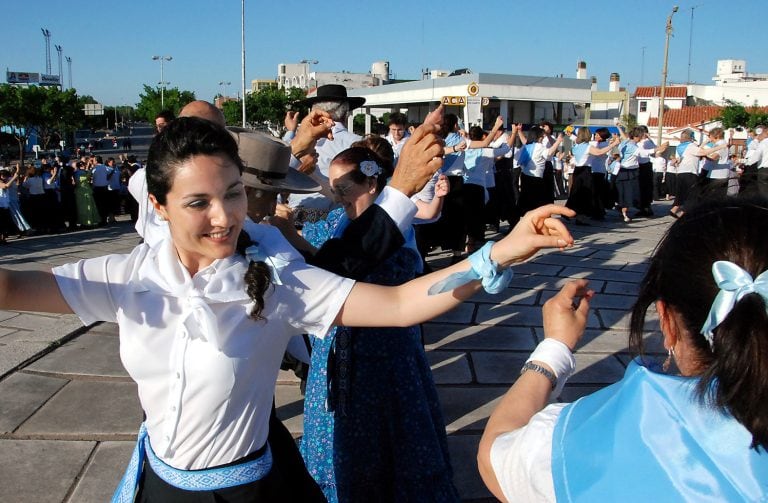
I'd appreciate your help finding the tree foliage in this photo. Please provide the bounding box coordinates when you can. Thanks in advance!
[220,87,308,128]
[718,101,751,129]
[620,113,638,130]
[135,85,196,122]
[0,84,82,164]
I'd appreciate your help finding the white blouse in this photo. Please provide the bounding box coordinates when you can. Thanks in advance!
[490,403,567,503]
[53,224,354,470]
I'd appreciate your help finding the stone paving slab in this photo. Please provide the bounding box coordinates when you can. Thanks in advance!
[438,386,509,433]
[0,341,57,379]
[0,372,68,434]
[560,266,646,283]
[475,304,602,329]
[68,441,134,503]
[447,435,494,501]
[569,353,628,384]
[470,352,530,385]
[275,384,306,436]
[25,332,129,379]
[509,274,607,292]
[431,302,476,324]
[0,439,95,503]
[427,351,473,384]
[469,287,540,306]
[17,381,142,439]
[423,324,537,352]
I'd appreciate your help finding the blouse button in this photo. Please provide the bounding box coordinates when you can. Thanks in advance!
[175,372,181,379]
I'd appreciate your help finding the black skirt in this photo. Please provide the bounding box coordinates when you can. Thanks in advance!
[136,406,326,502]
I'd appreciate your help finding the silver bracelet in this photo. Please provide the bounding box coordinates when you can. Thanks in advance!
[520,362,557,390]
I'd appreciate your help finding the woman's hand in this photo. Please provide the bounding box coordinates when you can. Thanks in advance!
[490,204,575,267]
[434,174,449,198]
[543,280,593,350]
[269,203,296,231]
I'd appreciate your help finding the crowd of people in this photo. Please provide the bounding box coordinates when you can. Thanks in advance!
[0,153,143,242]
[1,91,766,502]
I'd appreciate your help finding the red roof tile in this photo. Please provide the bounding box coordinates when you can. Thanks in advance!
[647,106,721,127]
[647,105,768,128]
[634,86,688,98]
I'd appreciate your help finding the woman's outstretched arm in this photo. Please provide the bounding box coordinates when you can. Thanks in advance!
[0,269,72,313]
[336,204,576,327]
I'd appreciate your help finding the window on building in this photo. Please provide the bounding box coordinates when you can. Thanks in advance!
[639,101,647,113]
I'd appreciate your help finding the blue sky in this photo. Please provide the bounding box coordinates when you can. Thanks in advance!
[3,0,765,107]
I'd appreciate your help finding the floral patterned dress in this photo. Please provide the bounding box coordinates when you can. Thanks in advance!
[300,208,459,503]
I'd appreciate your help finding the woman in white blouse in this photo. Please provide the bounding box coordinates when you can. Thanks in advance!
[0,117,576,502]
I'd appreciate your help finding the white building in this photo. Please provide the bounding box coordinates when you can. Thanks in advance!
[277,61,388,92]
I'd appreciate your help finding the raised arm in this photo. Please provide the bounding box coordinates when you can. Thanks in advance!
[588,135,620,155]
[617,124,628,141]
[335,204,576,327]
[414,174,449,220]
[698,141,728,157]
[468,116,504,148]
[477,279,593,501]
[546,134,564,158]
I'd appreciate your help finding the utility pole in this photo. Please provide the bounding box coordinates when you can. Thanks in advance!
[241,0,247,127]
[687,5,701,84]
[41,28,52,74]
[657,6,679,146]
[55,45,63,90]
[66,56,72,89]
[152,56,173,109]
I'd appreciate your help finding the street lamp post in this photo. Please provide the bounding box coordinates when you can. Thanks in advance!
[55,45,63,90]
[241,0,246,127]
[65,56,72,89]
[219,81,231,98]
[152,55,173,109]
[657,5,679,146]
[687,5,701,84]
[41,28,52,75]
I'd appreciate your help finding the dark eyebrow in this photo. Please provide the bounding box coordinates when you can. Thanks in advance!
[182,181,243,199]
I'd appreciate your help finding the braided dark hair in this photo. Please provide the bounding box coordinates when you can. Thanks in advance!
[235,230,272,321]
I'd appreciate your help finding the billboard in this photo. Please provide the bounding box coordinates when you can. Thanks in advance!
[6,72,61,85]
[7,71,40,84]
[40,74,61,86]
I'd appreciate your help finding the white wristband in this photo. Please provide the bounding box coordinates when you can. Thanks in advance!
[526,338,576,398]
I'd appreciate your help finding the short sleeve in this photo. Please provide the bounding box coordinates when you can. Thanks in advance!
[270,260,355,337]
[52,248,143,326]
[490,403,567,503]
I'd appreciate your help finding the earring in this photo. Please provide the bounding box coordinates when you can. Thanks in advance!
[662,347,673,372]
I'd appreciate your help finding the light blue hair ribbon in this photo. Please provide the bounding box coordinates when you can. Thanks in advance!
[428,241,513,296]
[700,260,768,346]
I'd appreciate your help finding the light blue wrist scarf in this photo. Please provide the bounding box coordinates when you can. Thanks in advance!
[428,241,513,295]
[701,260,768,346]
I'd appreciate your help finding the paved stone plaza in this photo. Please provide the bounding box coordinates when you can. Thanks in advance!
[0,205,673,502]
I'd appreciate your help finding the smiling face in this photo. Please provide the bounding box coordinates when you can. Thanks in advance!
[329,161,377,221]
[150,153,246,275]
